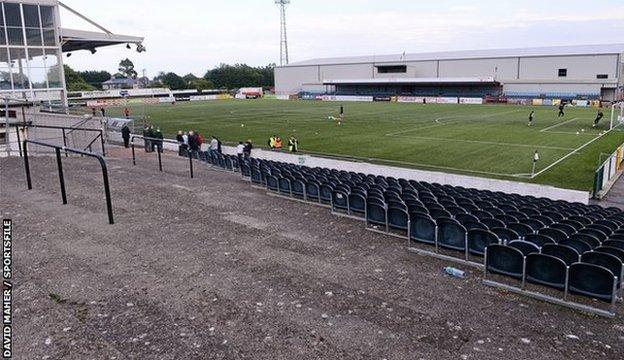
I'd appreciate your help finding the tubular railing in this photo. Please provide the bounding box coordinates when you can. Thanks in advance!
[12,123,106,157]
[130,135,194,178]
[22,140,114,225]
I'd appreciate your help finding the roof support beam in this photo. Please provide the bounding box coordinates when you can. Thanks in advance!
[58,1,112,35]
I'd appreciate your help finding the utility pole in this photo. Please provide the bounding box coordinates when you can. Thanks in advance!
[275,0,290,66]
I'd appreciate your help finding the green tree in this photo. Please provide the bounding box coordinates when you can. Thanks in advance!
[204,63,274,89]
[63,65,95,91]
[159,72,186,90]
[190,78,213,92]
[118,58,137,79]
[78,70,111,89]
[182,73,198,85]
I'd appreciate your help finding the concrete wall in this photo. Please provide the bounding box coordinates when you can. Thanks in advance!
[275,65,319,95]
[112,132,590,204]
[519,55,618,81]
[439,58,518,79]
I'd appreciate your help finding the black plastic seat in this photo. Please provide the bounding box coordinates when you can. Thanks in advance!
[524,233,556,247]
[366,200,387,229]
[387,206,409,232]
[541,244,580,266]
[568,263,617,302]
[508,240,540,256]
[525,253,567,290]
[437,218,467,251]
[538,228,568,243]
[409,212,436,245]
[559,238,592,254]
[467,229,500,256]
[507,223,534,238]
[485,245,524,279]
[491,227,520,243]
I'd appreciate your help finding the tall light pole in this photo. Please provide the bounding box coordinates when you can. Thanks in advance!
[275,0,290,66]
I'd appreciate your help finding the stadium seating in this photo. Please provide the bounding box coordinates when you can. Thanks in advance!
[197,153,624,316]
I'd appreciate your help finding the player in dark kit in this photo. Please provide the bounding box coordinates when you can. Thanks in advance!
[528,111,535,126]
[593,110,604,128]
[557,103,565,117]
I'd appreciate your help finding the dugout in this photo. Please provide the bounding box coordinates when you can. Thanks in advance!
[324,77,502,97]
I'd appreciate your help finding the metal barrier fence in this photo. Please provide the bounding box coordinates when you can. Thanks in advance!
[593,142,624,198]
[130,135,194,178]
[22,140,114,225]
[13,124,105,157]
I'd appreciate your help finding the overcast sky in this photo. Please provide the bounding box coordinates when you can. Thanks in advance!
[60,0,624,78]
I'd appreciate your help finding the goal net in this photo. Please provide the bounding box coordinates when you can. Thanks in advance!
[610,101,624,130]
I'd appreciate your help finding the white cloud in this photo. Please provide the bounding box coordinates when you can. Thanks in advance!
[58,0,624,76]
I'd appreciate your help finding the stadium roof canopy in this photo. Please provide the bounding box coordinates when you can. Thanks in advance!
[58,1,144,53]
[323,77,498,85]
[284,44,624,67]
[61,28,144,52]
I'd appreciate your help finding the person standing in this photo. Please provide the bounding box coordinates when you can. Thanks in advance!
[593,110,604,128]
[121,124,131,148]
[340,104,344,122]
[123,107,130,118]
[154,127,164,153]
[147,126,156,152]
[275,136,282,150]
[236,141,245,162]
[209,136,219,157]
[100,107,106,118]
[91,107,96,117]
[528,111,535,126]
[176,130,187,156]
[142,125,151,152]
[557,102,565,118]
[288,136,299,152]
[243,139,253,160]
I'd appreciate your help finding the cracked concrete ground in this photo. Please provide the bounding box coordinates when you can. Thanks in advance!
[1,146,623,360]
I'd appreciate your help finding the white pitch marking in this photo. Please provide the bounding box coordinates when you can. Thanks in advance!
[531,122,622,179]
[301,149,519,178]
[388,135,577,151]
[540,118,579,132]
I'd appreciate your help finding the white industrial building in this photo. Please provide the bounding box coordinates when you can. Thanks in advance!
[275,44,624,101]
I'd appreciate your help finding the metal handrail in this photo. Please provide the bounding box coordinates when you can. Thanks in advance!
[22,140,114,225]
[13,123,106,157]
[130,135,194,178]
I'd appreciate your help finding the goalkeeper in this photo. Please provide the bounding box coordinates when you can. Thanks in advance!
[592,110,604,128]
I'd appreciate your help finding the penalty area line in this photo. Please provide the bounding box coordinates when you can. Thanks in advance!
[531,122,622,179]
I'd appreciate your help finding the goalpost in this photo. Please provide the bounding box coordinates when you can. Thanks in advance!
[610,101,624,130]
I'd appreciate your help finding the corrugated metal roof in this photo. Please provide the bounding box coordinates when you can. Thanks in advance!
[283,44,624,67]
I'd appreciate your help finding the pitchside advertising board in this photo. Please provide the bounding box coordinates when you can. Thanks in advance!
[320,95,374,102]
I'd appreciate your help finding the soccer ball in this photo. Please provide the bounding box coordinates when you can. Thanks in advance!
[241,124,245,127]
[576,131,580,135]
[581,129,585,132]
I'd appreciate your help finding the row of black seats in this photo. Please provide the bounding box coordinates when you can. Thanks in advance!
[238,158,624,312]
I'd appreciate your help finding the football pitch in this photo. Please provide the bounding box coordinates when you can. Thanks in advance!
[108,100,624,191]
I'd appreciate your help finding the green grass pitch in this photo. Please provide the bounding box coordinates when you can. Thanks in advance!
[107,99,624,191]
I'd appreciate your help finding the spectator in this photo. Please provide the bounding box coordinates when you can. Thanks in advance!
[100,107,106,117]
[197,132,204,149]
[154,127,164,153]
[209,136,219,156]
[243,139,253,160]
[124,107,130,118]
[288,136,298,153]
[91,107,96,116]
[188,131,199,157]
[176,130,187,156]
[182,131,189,146]
[275,136,283,150]
[217,138,222,154]
[269,135,276,150]
[236,141,245,161]
[147,126,156,152]
[142,125,151,152]
[121,124,131,148]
